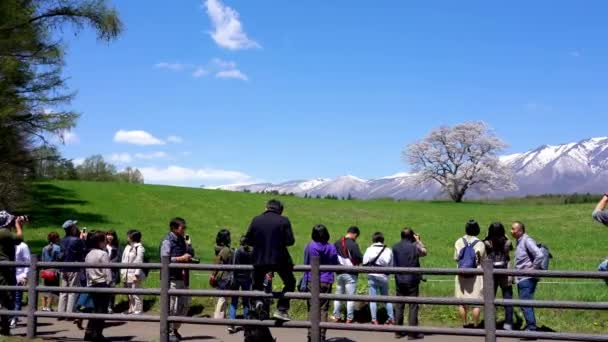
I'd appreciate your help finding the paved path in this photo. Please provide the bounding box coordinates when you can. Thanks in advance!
[8,318,572,342]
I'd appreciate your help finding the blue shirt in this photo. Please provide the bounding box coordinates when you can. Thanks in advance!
[514,234,544,282]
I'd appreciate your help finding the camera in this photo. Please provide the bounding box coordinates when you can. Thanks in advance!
[190,257,200,264]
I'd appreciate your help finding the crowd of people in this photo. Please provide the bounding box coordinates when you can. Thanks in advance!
[0,194,606,342]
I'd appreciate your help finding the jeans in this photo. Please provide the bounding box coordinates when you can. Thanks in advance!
[253,265,296,312]
[368,275,393,322]
[58,271,80,313]
[332,273,358,320]
[494,276,513,325]
[518,278,538,331]
[307,282,332,340]
[13,290,23,321]
[394,282,419,328]
[229,279,252,320]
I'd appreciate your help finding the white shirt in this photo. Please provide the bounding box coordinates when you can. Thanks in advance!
[363,243,393,280]
[120,243,146,283]
[15,242,31,284]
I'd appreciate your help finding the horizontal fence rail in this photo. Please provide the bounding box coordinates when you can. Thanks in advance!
[0,256,606,342]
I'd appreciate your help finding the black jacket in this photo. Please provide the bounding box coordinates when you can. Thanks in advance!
[245,210,295,266]
[392,239,421,285]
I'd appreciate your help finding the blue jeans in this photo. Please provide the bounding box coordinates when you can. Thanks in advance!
[229,279,251,320]
[368,275,393,322]
[518,278,538,331]
[13,290,22,320]
[333,273,358,320]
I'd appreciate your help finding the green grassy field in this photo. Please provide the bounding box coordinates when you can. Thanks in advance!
[22,181,608,333]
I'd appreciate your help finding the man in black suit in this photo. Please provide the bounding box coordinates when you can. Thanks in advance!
[246,199,296,321]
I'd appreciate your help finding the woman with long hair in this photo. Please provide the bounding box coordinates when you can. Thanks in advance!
[211,229,233,319]
[105,230,121,314]
[484,222,514,330]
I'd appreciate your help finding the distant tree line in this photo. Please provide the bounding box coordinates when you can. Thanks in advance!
[32,147,143,184]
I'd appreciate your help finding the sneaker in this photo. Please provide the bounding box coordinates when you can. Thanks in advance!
[107,308,114,314]
[371,320,379,325]
[9,318,17,329]
[273,310,291,321]
[503,323,513,331]
[330,315,341,322]
[385,319,395,325]
[345,319,354,324]
[407,333,424,340]
[132,311,143,315]
[227,326,237,334]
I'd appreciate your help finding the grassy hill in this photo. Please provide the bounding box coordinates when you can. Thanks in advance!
[24,181,608,333]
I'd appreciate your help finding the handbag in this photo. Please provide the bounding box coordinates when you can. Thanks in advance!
[40,269,58,282]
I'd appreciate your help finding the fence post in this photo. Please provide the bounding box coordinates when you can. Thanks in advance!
[310,256,321,342]
[160,256,170,342]
[482,259,496,342]
[26,254,39,339]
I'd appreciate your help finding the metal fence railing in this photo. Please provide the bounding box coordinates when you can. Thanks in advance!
[0,256,606,342]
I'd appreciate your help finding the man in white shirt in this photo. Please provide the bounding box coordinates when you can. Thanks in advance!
[11,239,30,328]
[362,231,394,325]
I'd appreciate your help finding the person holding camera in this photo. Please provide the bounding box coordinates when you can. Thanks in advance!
[58,220,87,316]
[0,211,26,336]
[592,193,608,226]
[392,227,427,340]
[160,217,195,342]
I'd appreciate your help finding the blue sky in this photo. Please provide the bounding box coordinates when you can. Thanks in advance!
[57,0,608,187]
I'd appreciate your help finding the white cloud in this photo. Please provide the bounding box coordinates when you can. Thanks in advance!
[212,58,237,69]
[108,153,133,164]
[114,130,165,146]
[72,158,85,166]
[139,165,254,186]
[155,62,189,71]
[216,69,248,81]
[192,67,208,78]
[135,151,168,159]
[167,135,183,143]
[182,151,192,156]
[205,0,260,50]
[63,131,79,145]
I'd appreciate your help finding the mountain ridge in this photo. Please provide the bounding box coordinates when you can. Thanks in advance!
[216,137,608,199]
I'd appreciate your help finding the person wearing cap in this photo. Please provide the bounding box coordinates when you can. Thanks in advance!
[57,220,87,316]
[0,210,26,335]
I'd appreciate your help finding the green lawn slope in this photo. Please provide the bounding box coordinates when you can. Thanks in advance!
[23,181,608,333]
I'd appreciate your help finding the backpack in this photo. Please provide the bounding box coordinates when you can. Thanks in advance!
[535,243,552,271]
[458,238,480,270]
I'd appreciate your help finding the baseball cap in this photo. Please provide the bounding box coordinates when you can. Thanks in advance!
[0,211,14,228]
[62,219,78,230]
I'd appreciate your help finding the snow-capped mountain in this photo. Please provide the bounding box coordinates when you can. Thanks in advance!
[217,137,608,199]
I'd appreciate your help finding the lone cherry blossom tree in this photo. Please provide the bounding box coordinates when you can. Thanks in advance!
[404,122,516,202]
